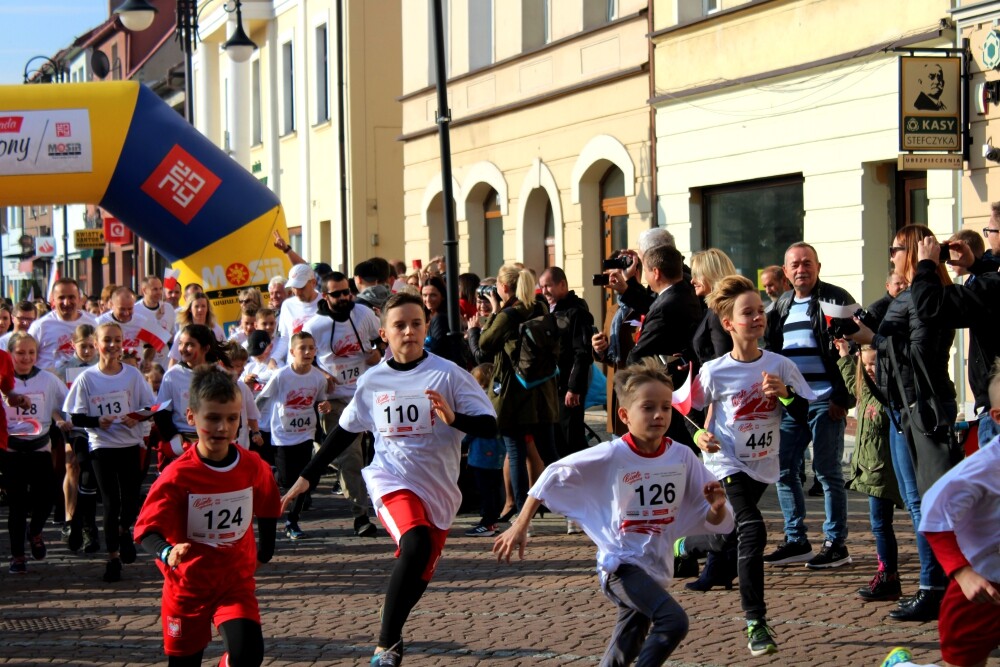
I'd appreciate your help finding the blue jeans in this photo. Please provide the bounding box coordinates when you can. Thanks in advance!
[979,411,1000,448]
[888,409,947,589]
[502,423,557,512]
[777,400,848,545]
[868,496,897,572]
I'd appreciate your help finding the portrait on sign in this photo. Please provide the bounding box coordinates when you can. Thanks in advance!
[899,56,962,152]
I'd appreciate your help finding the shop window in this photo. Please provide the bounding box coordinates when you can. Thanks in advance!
[702,176,804,281]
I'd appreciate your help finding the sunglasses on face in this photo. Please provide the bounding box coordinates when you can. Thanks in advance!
[325,289,351,298]
[889,246,906,257]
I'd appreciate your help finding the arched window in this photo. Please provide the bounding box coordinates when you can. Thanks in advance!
[484,188,504,277]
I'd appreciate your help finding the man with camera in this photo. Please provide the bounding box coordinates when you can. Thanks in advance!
[538,267,594,461]
[763,242,854,570]
[911,236,1000,447]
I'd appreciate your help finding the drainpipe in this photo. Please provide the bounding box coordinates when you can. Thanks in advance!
[647,0,658,228]
[336,0,349,271]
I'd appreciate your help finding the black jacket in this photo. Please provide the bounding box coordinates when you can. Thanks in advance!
[872,286,956,409]
[910,259,998,412]
[691,306,731,366]
[764,280,856,410]
[865,293,893,329]
[550,291,594,396]
[626,280,702,368]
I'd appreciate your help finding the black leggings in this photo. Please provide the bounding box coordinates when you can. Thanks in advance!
[275,441,312,523]
[167,618,264,667]
[378,526,432,649]
[2,449,54,558]
[90,446,141,555]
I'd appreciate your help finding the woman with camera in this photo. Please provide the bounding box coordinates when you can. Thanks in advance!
[848,223,961,622]
[467,265,558,520]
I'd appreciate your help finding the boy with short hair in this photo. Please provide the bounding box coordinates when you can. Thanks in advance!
[134,365,281,667]
[282,292,497,666]
[494,359,734,665]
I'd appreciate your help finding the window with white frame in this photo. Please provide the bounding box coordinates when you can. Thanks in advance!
[315,23,330,123]
[282,40,295,134]
[468,0,493,71]
[678,0,720,22]
[583,0,616,29]
[522,0,549,51]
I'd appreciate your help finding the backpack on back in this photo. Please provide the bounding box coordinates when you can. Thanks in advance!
[509,308,565,389]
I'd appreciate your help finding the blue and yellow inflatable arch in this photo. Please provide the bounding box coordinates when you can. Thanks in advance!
[0,81,289,322]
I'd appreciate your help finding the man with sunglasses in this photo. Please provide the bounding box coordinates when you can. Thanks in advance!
[303,272,382,537]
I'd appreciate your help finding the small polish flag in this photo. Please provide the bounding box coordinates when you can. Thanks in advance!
[47,265,61,304]
[671,362,694,416]
[163,268,181,292]
[136,322,171,352]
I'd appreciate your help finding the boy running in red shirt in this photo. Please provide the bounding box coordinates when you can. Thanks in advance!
[134,365,281,667]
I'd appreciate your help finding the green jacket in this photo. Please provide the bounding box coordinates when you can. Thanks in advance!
[477,298,559,428]
[838,356,903,508]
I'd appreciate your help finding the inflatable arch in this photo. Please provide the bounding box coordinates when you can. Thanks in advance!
[0,81,290,325]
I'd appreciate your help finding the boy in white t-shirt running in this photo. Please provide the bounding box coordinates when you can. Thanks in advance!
[494,359,733,666]
[686,275,815,657]
[257,331,331,540]
[281,292,497,666]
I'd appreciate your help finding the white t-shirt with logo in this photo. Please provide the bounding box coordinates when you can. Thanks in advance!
[63,364,155,449]
[96,310,171,357]
[692,349,815,484]
[157,364,196,435]
[257,365,329,447]
[920,438,1000,582]
[166,323,226,363]
[339,353,495,530]
[240,357,278,431]
[136,299,177,336]
[304,307,381,401]
[6,369,68,450]
[530,436,733,588]
[277,294,321,342]
[29,311,98,372]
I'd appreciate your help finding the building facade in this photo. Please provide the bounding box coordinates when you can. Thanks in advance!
[400,0,654,317]
[193,0,404,273]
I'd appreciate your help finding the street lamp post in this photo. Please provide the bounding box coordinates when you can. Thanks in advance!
[114,0,258,126]
[23,55,70,279]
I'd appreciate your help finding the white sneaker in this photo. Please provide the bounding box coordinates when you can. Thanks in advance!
[566,519,583,535]
[525,521,533,538]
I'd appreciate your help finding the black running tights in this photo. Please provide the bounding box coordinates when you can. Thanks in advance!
[167,618,263,667]
[378,526,432,648]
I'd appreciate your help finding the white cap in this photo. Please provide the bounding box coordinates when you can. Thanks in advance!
[285,264,315,289]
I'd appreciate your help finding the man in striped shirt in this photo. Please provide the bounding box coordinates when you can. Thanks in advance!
[762,242,855,570]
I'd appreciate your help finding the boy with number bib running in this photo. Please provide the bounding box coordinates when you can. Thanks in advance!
[494,359,733,665]
[282,293,497,666]
[688,275,815,656]
[134,365,282,667]
[257,331,331,540]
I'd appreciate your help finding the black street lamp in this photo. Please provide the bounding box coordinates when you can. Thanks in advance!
[23,55,65,84]
[114,0,257,126]
[23,55,70,279]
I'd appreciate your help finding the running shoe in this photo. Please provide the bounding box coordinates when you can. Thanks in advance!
[465,523,498,537]
[103,557,123,583]
[60,524,72,544]
[83,527,101,554]
[879,647,913,667]
[66,522,83,553]
[805,540,852,569]
[566,519,583,535]
[8,556,27,574]
[746,620,778,656]
[28,532,46,561]
[285,521,307,540]
[763,540,813,565]
[370,642,403,666]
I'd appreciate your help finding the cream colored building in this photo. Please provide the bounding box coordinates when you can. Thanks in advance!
[400,0,655,317]
[652,0,960,308]
[194,0,403,271]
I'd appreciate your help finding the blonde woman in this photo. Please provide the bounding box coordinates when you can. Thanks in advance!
[167,293,225,367]
[690,248,738,364]
[467,265,557,518]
